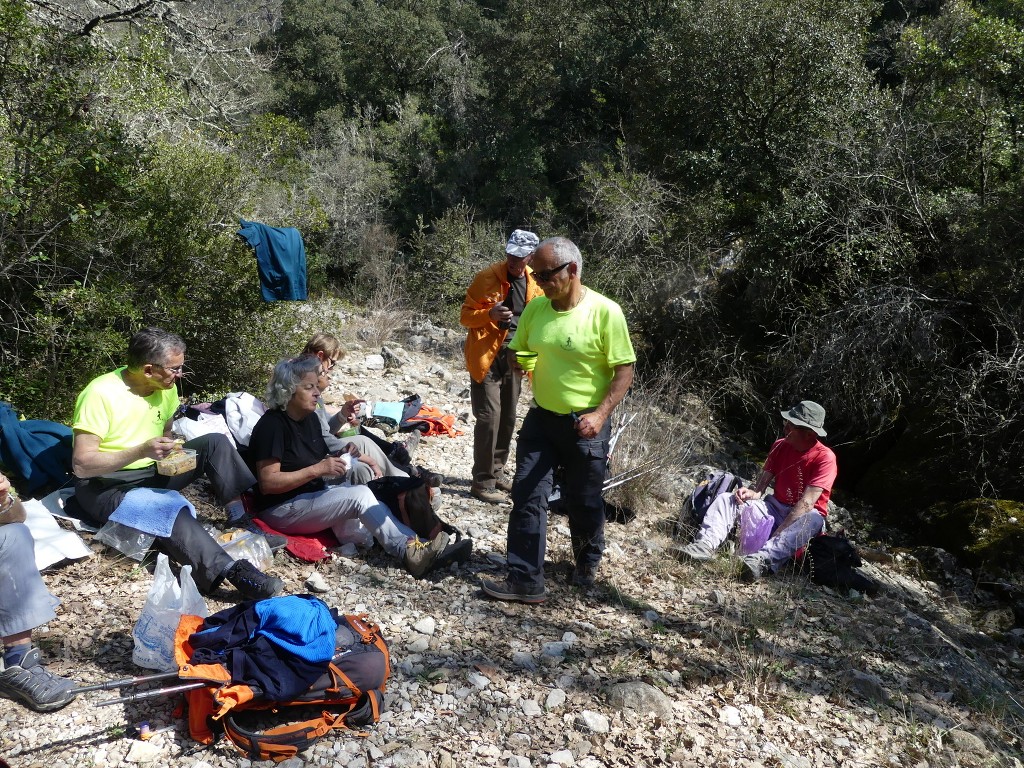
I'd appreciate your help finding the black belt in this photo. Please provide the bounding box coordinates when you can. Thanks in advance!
[535,405,597,419]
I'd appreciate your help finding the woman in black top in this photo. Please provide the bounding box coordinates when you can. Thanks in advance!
[247,356,448,578]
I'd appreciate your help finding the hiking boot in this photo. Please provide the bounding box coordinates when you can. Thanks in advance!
[0,647,77,712]
[494,477,513,493]
[229,513,288,554]
[480,575,547,604]
[740,554,766,582]
[673,540,715,562]
[433,537,473,570]
[471,486,507,505]
[226,559,284,600]
[571,563,598,588]
[403,531,451,578]
[416,466,444,488]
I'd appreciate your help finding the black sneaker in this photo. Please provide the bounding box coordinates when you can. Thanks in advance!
[0,647,77,712]
[229,514,288,554]
[416,466,444,488]
[226,560,284,600]
[480,575,547,604]
[571,564,598,588]
[433,537,473,570]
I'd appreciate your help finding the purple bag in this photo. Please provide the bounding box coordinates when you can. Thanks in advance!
[738,503,774,555]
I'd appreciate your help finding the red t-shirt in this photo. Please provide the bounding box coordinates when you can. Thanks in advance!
[763,438,837,515]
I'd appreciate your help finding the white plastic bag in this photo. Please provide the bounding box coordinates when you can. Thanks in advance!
[132,554,208,671]
[94,520,155,560]
[738,503,774,555]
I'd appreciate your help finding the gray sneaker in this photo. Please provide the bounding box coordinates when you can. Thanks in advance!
[404,531,451,578]
[740,554,765,582]
[673,540,715,562]
[0,647,77,712]
[480,575,547,604]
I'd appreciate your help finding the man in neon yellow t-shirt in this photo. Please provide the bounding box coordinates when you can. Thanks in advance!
[480,237,635,603]
[70,327,283,601]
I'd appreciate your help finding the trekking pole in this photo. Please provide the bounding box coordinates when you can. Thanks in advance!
[76,670,182,694]
[603,458,660,489]
[603,463,661,491]
[95,680,209,707]
[607,412,635,461]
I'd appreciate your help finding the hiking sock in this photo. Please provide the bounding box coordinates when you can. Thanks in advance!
[225,500,246,524]
[3,644,31,668]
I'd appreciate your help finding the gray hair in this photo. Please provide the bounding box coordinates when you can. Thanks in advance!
[538,237,583,279]
[265,355,322,410]
[127,327,186,370]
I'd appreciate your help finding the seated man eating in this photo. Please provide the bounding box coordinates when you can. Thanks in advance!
[71,327,283,601]
[246,356,450,578]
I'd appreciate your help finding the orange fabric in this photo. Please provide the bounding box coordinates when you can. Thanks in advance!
[460,261,543,383]
[407,406,463,438]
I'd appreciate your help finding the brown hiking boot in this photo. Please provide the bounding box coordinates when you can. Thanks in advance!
[471,485,507,505]
[403,531,451,578]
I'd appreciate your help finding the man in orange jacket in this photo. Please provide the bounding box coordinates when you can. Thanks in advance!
[460,230,543,503]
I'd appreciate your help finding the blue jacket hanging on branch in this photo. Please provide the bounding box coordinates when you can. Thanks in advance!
[237,219,308,301]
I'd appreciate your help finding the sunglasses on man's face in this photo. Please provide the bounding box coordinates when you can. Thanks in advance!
[533,261,571,283]
[153,363,185,375]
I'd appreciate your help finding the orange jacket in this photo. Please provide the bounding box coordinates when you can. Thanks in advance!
[460,261,544,383]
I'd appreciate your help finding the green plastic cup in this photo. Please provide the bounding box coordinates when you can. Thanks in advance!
[515,351,538,372]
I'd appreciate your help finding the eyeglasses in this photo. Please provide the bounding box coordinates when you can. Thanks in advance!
[153,363,185,375]
[533,261,572,283]
[323,358,338,371]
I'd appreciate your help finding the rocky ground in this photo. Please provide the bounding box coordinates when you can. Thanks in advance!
[2,313,1023,768]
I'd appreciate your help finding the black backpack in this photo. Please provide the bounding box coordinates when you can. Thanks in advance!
[684,470,742,525]
[800,533,880,596]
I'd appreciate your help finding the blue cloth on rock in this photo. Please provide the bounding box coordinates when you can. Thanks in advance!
[237,219,308,301]
[109,488,195,537]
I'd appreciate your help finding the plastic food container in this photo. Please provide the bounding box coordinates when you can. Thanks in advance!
[155,448,197,476]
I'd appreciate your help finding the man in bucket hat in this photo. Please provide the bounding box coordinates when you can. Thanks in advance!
[460,229,544,504]
[675,400,837,581]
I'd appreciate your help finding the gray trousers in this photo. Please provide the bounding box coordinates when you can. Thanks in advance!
[0,524,58,638]
[470,347,522,489]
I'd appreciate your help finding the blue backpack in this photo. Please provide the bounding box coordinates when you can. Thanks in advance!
[686,470,742,524]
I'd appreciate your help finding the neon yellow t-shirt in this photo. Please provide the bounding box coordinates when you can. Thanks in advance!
[72,368,177,469]
[510,289,635,414]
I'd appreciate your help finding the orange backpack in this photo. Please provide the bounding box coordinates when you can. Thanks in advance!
[174,610,390,762]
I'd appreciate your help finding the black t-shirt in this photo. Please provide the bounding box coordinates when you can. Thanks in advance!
[504,274,528,340]
[248,409,327,511]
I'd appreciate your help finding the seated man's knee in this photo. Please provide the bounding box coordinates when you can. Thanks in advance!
[0,521,34,553]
